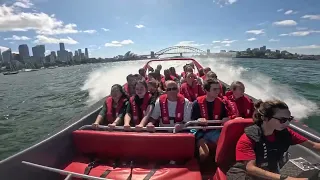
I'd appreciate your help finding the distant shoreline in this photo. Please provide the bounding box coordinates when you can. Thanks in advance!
[234,57,320,61]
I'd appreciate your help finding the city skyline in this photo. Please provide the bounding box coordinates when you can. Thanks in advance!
[0,0,320,58]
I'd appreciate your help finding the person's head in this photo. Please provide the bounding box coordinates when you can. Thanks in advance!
[189,62,195,69]
[206,71,218,79]
[156,64,162,71]
[147,80,158,93]
[110,84,127,100]
[126,74,134,84]
[204,67,211,74]
[165,80,179,99]
[253,99,293,131]
[230,81,245,99]
[186,72,196,85]
[183,65,187,72]
[198,68,205,77]
[148,72,156,81]
[169,67,176,74]
[164,69,170,76]
[203,78,221,98]
[138,68,146,77]
[186,66,193,73]
[134,80,148,98]
[148,66,154,72]
[154,69,161,80]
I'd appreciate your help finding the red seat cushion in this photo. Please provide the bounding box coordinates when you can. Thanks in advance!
[215,119,253,171]
[213,167,227,180]
[64,156,202,180]
[72,130,195,162]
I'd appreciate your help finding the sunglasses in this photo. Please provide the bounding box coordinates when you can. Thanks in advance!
[166,87,178,92]
[272,116,294,124]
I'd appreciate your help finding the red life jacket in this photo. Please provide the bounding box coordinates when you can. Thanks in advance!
[105,96,126,123]
[180,82,200,102]
[129,93,152,124]
[201,75,206,80]
[123,83,129,94]
[218,82,224,97]
[197,95,223,120]
[225,91,252,118]
[159,94,185,124]
[181,72,186,78]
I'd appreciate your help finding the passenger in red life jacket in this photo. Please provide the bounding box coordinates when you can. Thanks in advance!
[180,72,205,102]
[205,71,226,96]
[227,100,320,180]
[181,65,188,78]
[148,80,193,131]
[138,68,147,80]
[197,68,205,78]
[124,80,156,131]
[191,78,235,162]
[169,67,180,80]
[226,81,254,118]
[92,84,129,128]
[123,74,136,96]
[147,79,162,98]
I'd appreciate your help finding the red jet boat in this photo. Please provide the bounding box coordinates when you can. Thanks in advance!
[0,58,319,180]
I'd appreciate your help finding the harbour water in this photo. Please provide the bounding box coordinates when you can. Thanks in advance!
[0,58,319,160]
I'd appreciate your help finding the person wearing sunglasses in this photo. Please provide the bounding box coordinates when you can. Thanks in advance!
[227,99,320,180]
[224,81,254,118]
[147,80,193,131]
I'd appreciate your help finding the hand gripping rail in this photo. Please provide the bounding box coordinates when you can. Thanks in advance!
[21,161,112,180]
[79,120,225,133]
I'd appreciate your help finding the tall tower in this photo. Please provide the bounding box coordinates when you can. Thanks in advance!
[59,43,65,51]
[85,48,89,59]
[18,44,30,60]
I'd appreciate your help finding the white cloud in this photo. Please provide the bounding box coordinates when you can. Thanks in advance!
[301,15,320,20]
[0,46,9,52]
[13,0,33,9]
[284,10,298,15]
[0,3,80,35]
[34,35,78,44]
[269,39,280,42]
[281,45,320,55]
[221,40,237,44]
[279,30,320,37]
[213,0,238,6]
[246,29,265,35]
[175,41,205,47]
[212,40,221,43]
[273,20,297,26]
[45,50,51,55]
[135,24,145,28]
[225,44,231,47]
[101,28,110,32]
[83,29,97,34]
[257,21,268,26]
[105,39,134,47]
[213,46,221,48]
[247,38,257,41]
[277,9,284,12]
[4,35,30,40]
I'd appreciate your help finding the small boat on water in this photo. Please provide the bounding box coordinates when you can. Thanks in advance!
[0,58,319,180]
[3,71,19,75]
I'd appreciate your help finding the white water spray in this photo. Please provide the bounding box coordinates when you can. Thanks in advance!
[82,58,318,120]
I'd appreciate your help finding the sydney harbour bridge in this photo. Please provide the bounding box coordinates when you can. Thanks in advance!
[140,46,234,58]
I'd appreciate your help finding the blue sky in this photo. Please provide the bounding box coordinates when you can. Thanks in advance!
[0,0,320,58]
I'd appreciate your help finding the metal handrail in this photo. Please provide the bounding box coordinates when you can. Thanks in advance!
[184,120,224,127]
[79,125,223,133]
[289,124,320,143]
[22,161,111,180]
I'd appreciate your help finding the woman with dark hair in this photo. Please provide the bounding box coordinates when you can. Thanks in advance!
[124,80,156,131]
[227,99,320,180]
[92,84,129,128]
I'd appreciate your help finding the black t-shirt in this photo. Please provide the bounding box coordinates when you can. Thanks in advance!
[191,99,228,120]
[99,99,128,125]
[126,95,156,116]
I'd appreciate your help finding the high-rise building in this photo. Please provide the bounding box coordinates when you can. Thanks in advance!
[50,51,56,58]
[80,53,85,60]
[0,50,2,62]
[18,44,30,60]
[2,49,12,63]
[32,45,45,58]
[85,48,89,59]
[59,43,65,51]
[260,46,266,52]
[68,52,73,61]
[78,49,82,55]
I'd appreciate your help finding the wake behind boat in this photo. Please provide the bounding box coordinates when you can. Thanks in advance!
[0,58,319,180]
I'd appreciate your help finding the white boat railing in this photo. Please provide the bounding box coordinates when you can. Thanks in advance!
[79,120,224,133]
[22,161,112,180]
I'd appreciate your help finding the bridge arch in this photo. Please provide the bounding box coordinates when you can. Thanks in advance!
[155,46,206,56]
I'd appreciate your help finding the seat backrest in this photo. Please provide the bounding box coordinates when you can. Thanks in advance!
[72,130,195,162]
[215,118,253,170]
